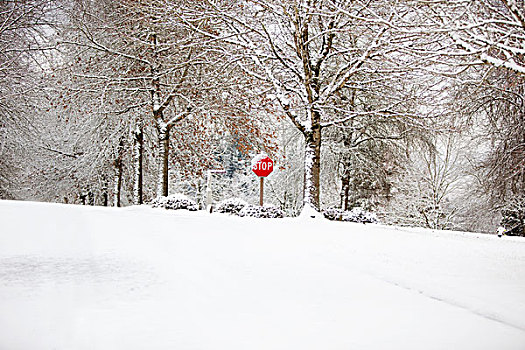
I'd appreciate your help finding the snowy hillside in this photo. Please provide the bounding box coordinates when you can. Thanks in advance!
[1,200,525,350]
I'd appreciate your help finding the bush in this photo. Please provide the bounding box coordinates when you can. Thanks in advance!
[501,196,525,236]
[343,207,378,224]
[150,194,199,211]
[323,207,378,224]
[238,205,285,218]
[323,207,345,221]
[216,198,248,215]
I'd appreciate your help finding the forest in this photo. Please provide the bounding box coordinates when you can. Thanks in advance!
[1,0,524,235]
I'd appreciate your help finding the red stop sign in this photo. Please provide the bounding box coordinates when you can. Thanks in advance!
[252,155,274,177]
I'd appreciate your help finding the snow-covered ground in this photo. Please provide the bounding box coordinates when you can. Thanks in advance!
[1,200,525,350]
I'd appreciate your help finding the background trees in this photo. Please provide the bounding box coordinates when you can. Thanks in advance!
[1,0,523,235]
[442,0,525,75]
[200,0,437,212]
[0,0,56,199]
[452,66,525,234]
[45,0,276,205]
[430,0,525,233]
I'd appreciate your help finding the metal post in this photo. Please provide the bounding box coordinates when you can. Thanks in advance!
[260,177,264,206]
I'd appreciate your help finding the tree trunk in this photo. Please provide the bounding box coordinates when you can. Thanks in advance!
[113,139,125,207]
[340,171,350,211]
[102,181,109,207]
[157,123,170,197]
[303,125,322,211]
[114,169,122,207]
[88,189,94,206]
[340,129,354,211]
[133,120,144,204]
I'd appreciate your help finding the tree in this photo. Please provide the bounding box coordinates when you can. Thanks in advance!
[430,0,525,232]
[451,67,525,232]
[58,0,201,198]
[441,0,525,75]
[50,0,276,204]
[501,195,525,236]
[321,77,427,212]
[197,0,438,212]
[324,128,403,212]
[382,135,465,230]
[0,0,56,199]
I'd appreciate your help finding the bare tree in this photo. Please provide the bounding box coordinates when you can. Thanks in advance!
[436,0,525,75]
[382,134,465,230]
[452,67,525,232]
[194,0,439,212]
[0,0,56,198]
[49,0,276,204]
[429,0,525,232]
[57,0,200,198]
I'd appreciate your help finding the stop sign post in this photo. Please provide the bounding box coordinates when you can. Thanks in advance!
[252,155,274,206]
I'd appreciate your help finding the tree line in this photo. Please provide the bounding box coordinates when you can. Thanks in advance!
[1,0,524,235]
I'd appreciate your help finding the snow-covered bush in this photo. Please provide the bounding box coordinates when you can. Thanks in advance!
[216,198,248,215]
[238,205,284,218]
[500,196,525,236]
[323,207,378,224]
[323,207,345,221]
[150,194,199,211]
[343,207,378,224]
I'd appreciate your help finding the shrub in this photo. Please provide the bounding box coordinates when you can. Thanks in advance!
[150,194,199,211]
[343,207,378,224]
[323,207,378,224]
[501,196,525,236]
[238,205,285,218]
[216,198,248,215]
[323,207,345,221]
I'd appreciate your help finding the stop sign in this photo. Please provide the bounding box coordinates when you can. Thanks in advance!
[252,155,274,177]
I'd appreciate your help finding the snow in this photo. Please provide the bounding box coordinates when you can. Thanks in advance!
[250,152,269,169]
[299,202,321,219]
[1,200,525,349]
[480,53,525,74]
[302,144,316,209]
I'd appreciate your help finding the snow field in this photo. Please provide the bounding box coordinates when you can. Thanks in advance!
[1,200,525,349]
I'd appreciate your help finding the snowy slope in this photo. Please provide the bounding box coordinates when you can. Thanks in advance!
[1,200,525,350]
